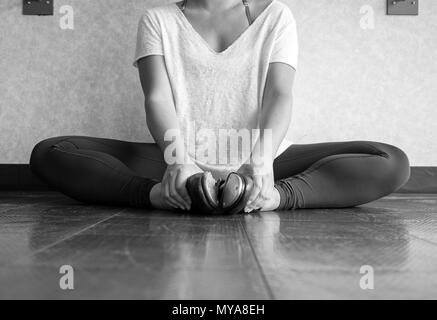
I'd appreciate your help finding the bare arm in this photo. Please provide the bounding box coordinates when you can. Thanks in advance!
[241,62,296,212]
[258,62,295,159]
[137,56,185,161]
[137,56,201,210]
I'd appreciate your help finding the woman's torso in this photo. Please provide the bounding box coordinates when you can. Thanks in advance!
[138,0,294,178]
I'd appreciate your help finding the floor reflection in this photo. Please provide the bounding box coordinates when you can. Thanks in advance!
[241,209,437,299]
[4,192,436,299]
[243,209,410,271]
[27,211,267,299]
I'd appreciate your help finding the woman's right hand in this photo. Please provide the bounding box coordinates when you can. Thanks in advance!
[161,163,203,210]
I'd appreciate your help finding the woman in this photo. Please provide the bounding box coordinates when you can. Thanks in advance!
[30,0,410,213]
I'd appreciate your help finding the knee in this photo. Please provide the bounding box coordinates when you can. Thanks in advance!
[29,136,70,177]
[30,139,52,177]
[378,143,411,193]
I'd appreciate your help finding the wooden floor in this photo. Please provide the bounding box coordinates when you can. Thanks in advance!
[0,192,436,299]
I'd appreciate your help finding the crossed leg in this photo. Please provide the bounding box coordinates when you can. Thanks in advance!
[273,141,410,210]
[30,137,410,210]
[30,136,165,207]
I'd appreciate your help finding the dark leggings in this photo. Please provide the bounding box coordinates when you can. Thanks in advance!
[29,136,410,210]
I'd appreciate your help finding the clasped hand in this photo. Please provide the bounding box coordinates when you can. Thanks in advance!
[237,160,276,213]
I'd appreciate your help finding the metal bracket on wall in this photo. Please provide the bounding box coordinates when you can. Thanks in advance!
[387,0,419,15]
[23,0,54,16]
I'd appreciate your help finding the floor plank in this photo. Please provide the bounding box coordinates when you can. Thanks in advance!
[0,191,436,299]
[0,194,126,267]
[1,202,270,299]
[244,196,437,299]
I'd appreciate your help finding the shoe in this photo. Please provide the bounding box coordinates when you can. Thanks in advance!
[186,171,221,214]
[220,172,254,215]
[186,172,253,215]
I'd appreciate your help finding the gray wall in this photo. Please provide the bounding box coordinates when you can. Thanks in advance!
[0,0,436,165]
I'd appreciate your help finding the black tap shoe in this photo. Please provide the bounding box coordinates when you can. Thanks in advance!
[186,172,253,215]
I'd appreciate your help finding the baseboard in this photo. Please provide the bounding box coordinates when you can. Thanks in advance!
[0,164,51,191]
[0,164,436,193]
[397,167,437,194]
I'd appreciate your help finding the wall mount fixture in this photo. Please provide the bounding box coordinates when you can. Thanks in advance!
[387,0,419,15]
[23,0,54,16]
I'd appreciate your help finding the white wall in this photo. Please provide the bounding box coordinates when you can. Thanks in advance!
[0,0,436,165]
[286,0,437,165]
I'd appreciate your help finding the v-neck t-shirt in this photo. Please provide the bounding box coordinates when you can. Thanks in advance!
[134,0,298,178]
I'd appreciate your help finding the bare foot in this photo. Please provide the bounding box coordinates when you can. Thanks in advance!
[259,187,281,212]
[151,182,280,212]
[149,183,173,210]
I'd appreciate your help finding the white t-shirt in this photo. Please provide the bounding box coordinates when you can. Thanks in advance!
[134,0,298,179]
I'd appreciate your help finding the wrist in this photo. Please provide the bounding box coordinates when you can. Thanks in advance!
[249,152,274,168]
[163,140,192,166]
[250,134,275,167]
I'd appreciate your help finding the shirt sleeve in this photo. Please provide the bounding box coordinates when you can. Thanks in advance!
[133,12,163,68]
[269,8,298,70]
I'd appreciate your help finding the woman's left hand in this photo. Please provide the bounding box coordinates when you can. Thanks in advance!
[237,161,276,213]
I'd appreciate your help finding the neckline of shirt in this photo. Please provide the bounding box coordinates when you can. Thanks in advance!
[172,0,277,56]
